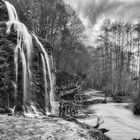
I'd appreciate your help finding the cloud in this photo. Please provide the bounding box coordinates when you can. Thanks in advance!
[65,0,140,25]
[64,0,140,46]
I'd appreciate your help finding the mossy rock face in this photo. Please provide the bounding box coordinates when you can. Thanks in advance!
[0,0,8,22]
[0,1,55,113]
[0,25,53,110]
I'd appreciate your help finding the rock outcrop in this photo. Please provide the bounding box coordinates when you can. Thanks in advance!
[0,0,55,114]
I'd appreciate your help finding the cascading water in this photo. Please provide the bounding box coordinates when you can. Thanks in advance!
[33,34,55,113]
[4,1,18,21]
[2,0,55,115]
[41,54,50,112]
[5,1,32,106]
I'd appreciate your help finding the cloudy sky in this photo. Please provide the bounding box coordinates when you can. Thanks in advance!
[64,0,140,46]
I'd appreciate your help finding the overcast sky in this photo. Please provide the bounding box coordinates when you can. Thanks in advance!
[64,0,140,46]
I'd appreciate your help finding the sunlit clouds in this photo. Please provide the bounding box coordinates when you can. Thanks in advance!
[64,0,140,46]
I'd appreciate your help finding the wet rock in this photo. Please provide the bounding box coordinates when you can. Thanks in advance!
[14,104,24,114]
[99,128,109,134]
[88,130,111,140]
[0,1,54,113]
[133,103,140,115]
[0,0,8,22]
[0,106,13,114]
[0,108,6,114]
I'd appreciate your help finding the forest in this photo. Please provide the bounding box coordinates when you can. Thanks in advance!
[0,0,140,139]
[5,0,140,113]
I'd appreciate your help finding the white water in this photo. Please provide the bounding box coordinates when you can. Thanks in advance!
[33,34,55,109]
[5,1,32,105]
[83,90,140,140]
[86,103,140,140]
[4,1,18,21]
[4,1,55,113]
[21,48,27,104]
[41,54,49,112]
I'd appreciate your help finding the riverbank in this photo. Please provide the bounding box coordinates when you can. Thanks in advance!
[80,89,140,140]
[0,114,111,140]
[86,103,140,140]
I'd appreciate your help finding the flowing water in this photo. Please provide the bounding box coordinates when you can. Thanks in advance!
[86,103,140,140]
[3,1,55,114]
[83,90,140,140]
[5,1,32,105]
[41,54,49,112]
[32,34,55,113]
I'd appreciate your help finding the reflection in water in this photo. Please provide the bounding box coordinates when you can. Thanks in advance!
[86,103,140,140]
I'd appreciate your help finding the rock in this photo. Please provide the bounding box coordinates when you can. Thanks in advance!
[0,1,55,113]
[0,108,5,114]
[0,0,8,22]
[7,113,13,116]
[0,106,13,114]
[99,128,109,134]
[102,99,107,103]
[14,104,24,113]
[89,130,111,140]
[133,103,140,115]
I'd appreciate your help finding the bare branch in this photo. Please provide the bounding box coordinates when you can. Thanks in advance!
[93,115,104,128]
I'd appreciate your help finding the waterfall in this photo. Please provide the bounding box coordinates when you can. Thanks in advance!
[3,0,55,114]
[41,54,50,112]
[5,1,32,105]
[5,1,18,21]
[21,48,27,104]
[33,34,55,111]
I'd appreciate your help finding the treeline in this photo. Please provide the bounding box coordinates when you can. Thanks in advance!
[87,19,140,98]
[7,0,90,76]
[7,0,140,99]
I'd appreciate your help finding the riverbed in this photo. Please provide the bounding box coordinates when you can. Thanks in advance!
[85,102,140,140]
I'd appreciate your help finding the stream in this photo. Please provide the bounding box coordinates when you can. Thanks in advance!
[83,89,140,140]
